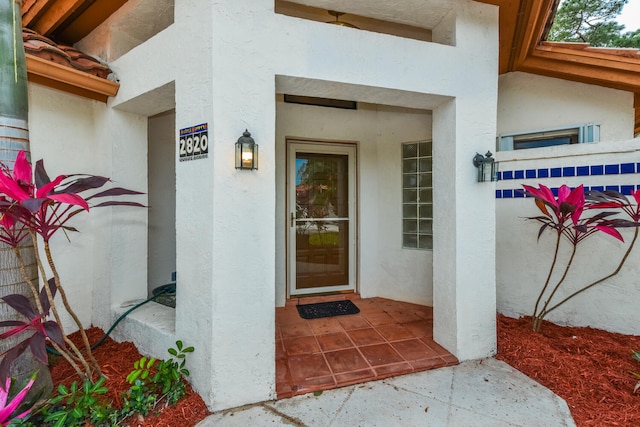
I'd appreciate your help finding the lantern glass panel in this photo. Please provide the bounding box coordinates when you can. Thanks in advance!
[242,144,254,169]
[253,145,258,170]
[235,143,242,169]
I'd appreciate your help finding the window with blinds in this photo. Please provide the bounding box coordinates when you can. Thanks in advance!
[498,124,600,151]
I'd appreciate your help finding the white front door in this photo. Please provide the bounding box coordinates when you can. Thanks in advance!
[287,141,357,297]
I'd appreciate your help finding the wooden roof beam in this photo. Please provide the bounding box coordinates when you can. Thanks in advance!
[510,0,555,70]
[56,0,127,43]
[517,44,640,93]
[29,0,88,36]
[22,0,53,27]
[518,55,640,92]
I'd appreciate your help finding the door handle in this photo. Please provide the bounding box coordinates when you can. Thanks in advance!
[290,212,295,227]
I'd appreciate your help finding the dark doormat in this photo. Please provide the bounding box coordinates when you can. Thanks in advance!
[296,300,360,320]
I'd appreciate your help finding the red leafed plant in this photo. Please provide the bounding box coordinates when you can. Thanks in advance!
[522,184,639,332]
[0,374,37,424]
[0,150,144,385]
[0,279,64,382]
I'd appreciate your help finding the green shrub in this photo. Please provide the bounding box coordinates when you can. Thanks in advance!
[42,377,116,427]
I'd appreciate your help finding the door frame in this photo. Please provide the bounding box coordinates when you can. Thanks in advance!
[286,139,358,298]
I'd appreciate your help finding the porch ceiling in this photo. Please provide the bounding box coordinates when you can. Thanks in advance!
[281,0,455,29]
[276,76,450,111]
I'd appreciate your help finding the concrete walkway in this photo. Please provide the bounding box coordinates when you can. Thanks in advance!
[197,358,575,427]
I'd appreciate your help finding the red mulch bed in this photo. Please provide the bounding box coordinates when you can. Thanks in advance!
[50,327,210,427]
[497,314,640,426]
[49,318,640,426]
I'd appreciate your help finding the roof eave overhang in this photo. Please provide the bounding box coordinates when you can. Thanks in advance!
[517,45,640,93]
[475,0,640,134]
[26,53,119,102]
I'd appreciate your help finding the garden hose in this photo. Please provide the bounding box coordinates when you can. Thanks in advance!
[46,283,176,355]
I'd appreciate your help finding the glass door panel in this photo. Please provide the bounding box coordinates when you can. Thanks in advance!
[288,143,356,296]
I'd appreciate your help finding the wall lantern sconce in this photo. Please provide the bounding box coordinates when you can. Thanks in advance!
[235,129,258,170]
[473,151,497,182]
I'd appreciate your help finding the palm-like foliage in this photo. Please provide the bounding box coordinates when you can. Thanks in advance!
[0,0,50,399]
[0,280,64,384]
[0,374,37,424]
[0,150,144,383]
[522,184,639,331]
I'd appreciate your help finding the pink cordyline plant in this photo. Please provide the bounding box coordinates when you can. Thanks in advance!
[0,280,65,385]
[0,150,144,383]
[0,374,37,425]
[522,184,638,332]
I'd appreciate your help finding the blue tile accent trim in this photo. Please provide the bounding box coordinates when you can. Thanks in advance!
[496,184,639,199]
[621,185,634,195]
[605,164,620,175]
[621,163,635,174]
[495,161,640,181]
[497,160,640,200]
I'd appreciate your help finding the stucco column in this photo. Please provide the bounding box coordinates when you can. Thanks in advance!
[432,98,497,361]
[173,0,277,411]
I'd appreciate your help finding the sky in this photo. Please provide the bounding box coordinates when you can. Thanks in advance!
[618,0,640,31]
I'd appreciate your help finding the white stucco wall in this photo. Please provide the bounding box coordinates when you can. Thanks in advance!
[27,83,150,338]
[27,85,102,333]
[495,141,640,334]
[67,0,499,411]
[27,0,640,412]
[496,72,638,334]
[148,112,176,293]
[275,101,433,307]
[76,0,174,62]
[498,72,634,142]
[91,108,149,331]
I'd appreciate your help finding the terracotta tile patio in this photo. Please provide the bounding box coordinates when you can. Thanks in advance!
[276,295,458,399]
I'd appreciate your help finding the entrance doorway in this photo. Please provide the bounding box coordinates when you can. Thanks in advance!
[287,141,357,297]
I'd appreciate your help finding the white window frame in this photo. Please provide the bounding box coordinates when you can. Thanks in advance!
[498,123,600,151]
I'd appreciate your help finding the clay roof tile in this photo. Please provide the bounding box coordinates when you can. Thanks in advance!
[22,28,113,79]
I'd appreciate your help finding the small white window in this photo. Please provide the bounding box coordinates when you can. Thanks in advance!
[498,124,599,151]
[402,141,432,250]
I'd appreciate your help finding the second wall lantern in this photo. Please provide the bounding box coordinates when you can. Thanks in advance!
[473,151,497,182]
